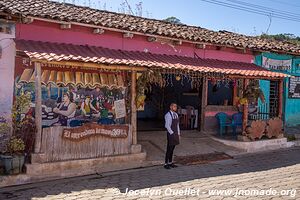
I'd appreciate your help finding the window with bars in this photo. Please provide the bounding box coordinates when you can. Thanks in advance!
[269,81,279,118]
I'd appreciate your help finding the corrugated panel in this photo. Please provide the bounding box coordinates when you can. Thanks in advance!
[16,40,290,79]
[18,69,124,88]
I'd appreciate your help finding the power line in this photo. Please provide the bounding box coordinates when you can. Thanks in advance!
[200,0,300,23]
[202,0,300,22]
[268,0,300,8]
[225,0,300,18]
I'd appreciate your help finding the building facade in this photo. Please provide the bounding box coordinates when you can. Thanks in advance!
[256,52,300,127]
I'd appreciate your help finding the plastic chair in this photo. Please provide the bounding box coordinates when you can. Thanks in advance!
[231,112,243,137]
[215,112,231,136]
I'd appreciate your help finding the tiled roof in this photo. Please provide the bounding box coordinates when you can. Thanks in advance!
[1,0,300,55]
[16,39,288,78]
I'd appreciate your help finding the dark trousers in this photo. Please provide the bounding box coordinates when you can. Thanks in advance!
[165,143,176,164]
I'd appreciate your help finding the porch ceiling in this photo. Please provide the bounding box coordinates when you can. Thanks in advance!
[16,39,289,79]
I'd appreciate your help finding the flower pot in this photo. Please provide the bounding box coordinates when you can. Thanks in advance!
[0,154,24,174]
[12,155,25,174]
[0,155,13,175]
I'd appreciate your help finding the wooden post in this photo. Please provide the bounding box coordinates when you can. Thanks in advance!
[131,71,137,145]
[242,79,249,133]
[233,79,238,106]
[278,79,283,118]
[34,62,42,153]
[200,77,208,132]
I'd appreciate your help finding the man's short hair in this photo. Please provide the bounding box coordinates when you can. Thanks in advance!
[170,102,177,106]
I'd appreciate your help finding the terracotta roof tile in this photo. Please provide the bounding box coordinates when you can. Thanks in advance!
[1,0,300,55]
[16,39,288,79]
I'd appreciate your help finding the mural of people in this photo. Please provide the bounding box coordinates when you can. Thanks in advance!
[53,93,76,126]
[80,96,98,117]
[16,81,126,127]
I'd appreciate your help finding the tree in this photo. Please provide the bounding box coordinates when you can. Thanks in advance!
[164,17,183,25]
[260,33,300,45]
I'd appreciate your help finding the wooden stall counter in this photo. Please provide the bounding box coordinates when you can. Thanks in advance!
[35,123,132,163]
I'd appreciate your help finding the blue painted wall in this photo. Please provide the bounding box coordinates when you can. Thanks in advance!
[255,52,300,127]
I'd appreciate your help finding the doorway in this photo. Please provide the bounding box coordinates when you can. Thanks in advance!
[137,75,202,131]
[269,80,279,118]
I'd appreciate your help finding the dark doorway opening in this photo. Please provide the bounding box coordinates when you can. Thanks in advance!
[137,76,202,131]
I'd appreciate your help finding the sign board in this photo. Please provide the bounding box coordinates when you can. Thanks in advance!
[114,99,126,119]
[63,123,129,141]
[262,57,292,71]
[288,77,300,98]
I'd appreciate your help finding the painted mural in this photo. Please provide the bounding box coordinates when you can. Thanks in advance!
[15,69,128,128]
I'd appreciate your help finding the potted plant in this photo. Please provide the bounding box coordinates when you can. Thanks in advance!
[1,136,25,174]
[0,118,11,175]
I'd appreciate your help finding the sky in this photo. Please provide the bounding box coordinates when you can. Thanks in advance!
[54,0,300,36]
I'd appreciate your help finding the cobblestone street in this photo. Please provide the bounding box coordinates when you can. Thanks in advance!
[1,147,299,200]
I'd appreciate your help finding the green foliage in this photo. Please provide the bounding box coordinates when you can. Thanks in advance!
[10,93,36,154]
[244,80,265,104]
[12,93,31,134]
[164,16,183,25]
[7,136,25,155]
[260,33,300,45]
[0,121,10,135]
[286,134,296,141]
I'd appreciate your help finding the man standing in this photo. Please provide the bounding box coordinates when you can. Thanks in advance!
[164,103,180,169]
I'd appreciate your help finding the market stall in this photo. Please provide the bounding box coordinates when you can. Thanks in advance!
[14,39,290,167]
[14,40,148,165]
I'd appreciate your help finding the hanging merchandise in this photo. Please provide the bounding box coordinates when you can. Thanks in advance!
[135,70,165,111]
[137,94,146,111]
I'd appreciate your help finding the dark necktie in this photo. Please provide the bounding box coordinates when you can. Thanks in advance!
[172,112,176,119]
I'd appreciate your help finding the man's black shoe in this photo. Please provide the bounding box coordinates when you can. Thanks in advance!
[163,164,171,169]
[169,163,178,168]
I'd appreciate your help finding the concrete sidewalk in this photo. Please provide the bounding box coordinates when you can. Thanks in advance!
[1,147,299,200]
[138,130,245,164]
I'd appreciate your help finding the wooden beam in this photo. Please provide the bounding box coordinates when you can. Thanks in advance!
[278,79,283,118]
[123,32,134,38]
[131,71,137,145]
[30,59,147,72]
[23,17,34,24]
[34,62,42,153]
[200,77,208,132]
[242,79,249,133]
[233,81,238,106]
[93,28,105,34]
[229,75,286,80]
[60,23,71,29]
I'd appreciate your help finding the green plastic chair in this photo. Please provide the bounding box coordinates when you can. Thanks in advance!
[231,112,243,137]
[215,112,232,136]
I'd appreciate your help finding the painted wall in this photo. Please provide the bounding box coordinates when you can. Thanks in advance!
[0,22,16,152]
[16,20,254,63]
[255,52,300,127]
[0,23,16,122]
[14,19,257,133]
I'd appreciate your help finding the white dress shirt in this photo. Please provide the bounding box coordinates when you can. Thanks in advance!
[165,111,180,135]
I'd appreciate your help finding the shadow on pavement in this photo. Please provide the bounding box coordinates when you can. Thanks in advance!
[0,147,299,199]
